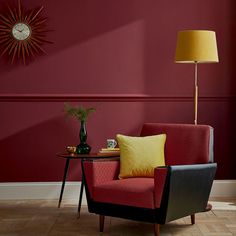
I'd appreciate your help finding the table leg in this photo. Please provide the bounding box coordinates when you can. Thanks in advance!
[58,158,70,208]
[77,175,84,218]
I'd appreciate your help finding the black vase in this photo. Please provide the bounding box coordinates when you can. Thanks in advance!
[76,121,91,154]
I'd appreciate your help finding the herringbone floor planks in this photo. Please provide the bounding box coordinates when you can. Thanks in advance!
[0,198,235,235]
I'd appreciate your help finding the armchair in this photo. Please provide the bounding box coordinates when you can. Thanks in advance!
[82,123,217,236]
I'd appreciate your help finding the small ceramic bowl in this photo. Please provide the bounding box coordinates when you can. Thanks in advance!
[66,146,77,155]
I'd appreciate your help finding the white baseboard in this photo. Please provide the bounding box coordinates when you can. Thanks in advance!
[210,180,236,197]
[0,180,235,201]
[0,181,87,204]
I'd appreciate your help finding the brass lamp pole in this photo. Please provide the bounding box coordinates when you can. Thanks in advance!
[194,61,198,125]
[175,30,219,125]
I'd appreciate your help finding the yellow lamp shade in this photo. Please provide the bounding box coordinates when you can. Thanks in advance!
[175,30,219,63]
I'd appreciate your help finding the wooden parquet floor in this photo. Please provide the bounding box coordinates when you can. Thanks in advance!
[0,198,235,236]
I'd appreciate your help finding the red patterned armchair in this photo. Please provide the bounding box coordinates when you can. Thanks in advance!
[82,123,217,236]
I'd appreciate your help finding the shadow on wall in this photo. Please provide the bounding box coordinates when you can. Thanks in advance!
[46,0,151,52]
[0,0,155,94]
[0,101,145,182]
[230,0,236,92]
[228,0,236,180]
[0,0,150,63]
[0,116,82,182]
[0,100,146,182]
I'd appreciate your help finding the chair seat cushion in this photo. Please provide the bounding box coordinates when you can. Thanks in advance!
[93,178,155,209]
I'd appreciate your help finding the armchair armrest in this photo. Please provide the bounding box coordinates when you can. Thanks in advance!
[82,159,120,198]
[154,167,168,208]
[160,163,217,223]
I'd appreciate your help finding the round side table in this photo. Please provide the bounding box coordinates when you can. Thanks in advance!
[57,152,120,217]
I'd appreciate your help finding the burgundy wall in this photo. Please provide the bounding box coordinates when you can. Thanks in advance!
[0,0,235,181]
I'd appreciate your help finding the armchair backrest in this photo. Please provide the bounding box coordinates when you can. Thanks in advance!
[140,123,213,165]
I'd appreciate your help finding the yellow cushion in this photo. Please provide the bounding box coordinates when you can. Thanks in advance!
[116,134,166,179]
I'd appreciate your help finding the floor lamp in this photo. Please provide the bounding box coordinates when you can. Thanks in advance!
[175,30,219,125]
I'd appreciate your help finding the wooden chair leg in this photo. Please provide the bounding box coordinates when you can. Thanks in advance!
[205,203,212,211]
[99,215,105,232]
[191,214,195,225]
[154,224,160,236]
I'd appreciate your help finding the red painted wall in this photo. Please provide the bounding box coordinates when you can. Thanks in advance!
[0,0,235,181]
